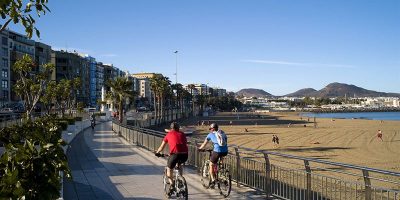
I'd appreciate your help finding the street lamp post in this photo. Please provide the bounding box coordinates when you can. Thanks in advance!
[174,51,178,84]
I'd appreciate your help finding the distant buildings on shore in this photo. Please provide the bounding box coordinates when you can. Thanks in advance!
[183,83,227,97]
[237,95,400,111]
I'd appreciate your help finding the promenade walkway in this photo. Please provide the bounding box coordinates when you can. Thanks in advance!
[64,121,264,199]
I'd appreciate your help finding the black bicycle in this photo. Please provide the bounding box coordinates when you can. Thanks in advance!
[155,153,188,199]
[198,149,232,198]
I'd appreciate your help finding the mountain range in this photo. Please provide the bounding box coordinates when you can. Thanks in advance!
[236,82,400,98]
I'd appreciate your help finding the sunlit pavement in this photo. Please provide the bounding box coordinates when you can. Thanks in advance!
[63,121,265,200]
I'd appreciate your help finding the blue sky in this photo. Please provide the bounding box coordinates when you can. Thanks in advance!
[7,0,400,95]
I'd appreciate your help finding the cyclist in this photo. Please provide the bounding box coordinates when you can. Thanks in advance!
[198,123,228,188]
[155,122,188,193]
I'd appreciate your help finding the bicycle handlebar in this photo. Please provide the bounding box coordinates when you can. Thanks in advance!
[155,152,168,157]
[198,149,213,153]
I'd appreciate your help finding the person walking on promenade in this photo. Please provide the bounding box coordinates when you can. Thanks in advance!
[198,123,228,188]
[155,122,189,192]
[377,130,383,141]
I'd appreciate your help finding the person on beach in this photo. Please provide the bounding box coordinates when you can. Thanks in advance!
[275,135,280,145]
[377,130,383,141]
[272,135,276,145]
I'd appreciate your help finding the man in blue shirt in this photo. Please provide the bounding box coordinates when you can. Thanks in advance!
[198,123,228,188]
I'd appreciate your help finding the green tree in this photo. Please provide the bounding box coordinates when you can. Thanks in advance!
[196,94,206,113]
[187,84,196,116]
[0,0,50,38]
[55,79,72,117]
[13,54,54,119]
[70,77,81,112]
[181,89,191,116]
[150,74,171,124]
[107,77,134,123]
[207,96,243,112]
[171,83,184,114]
[40,80,57,114]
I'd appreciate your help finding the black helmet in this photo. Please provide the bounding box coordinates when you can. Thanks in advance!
[209,123,218,130]
[170,122,180,131]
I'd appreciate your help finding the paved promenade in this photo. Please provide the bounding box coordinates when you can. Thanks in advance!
[64,121,264,200]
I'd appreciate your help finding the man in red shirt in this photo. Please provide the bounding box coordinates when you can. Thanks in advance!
[156,122,188,189]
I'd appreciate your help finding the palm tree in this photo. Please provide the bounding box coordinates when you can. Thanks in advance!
[171,83,184,116]
[197,94,206,114]
[106,77,134,123]
[181,89,191,117]
[187,84,196,116]
[150,75,162,125]
[159,76,171,124]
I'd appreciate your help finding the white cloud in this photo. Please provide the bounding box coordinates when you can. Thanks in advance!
[241,59,356,69]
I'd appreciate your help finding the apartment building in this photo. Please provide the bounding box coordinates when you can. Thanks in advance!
[34,42,51,73]
[96,62,105,106]
[0,30,10,107]
[8,31,35,102]
[51,50,90,105]
[212,87,227,97]
[131,73,160,105]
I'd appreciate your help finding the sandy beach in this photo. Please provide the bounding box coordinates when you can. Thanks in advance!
[186,112,400,172]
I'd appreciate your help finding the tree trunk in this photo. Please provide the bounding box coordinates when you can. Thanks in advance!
[153,94,157,125]
[119,100,123,123]
[160,95,164,124]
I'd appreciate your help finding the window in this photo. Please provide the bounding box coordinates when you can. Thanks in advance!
[2,90,8,100]
[2,59,7,68]
[2,80,8,88]
[2,47,7,57]
[2,37,7,46]
[2,69,7,78]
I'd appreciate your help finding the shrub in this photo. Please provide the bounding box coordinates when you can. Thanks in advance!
[75,116,83,121]
[65,117,75,125]
[0,116,71,199]
[58,121,69,131]
[95,112,106,116]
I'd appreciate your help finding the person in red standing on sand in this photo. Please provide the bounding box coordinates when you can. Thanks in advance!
[377,130,383,141]
[156,122,189,192]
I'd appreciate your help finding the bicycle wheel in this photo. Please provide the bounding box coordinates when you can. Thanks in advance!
[162,170,171,198]
[218,169,232,198]
[200,160,211,188]
[176,176,188,200]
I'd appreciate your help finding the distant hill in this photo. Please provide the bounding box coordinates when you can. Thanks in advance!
[285,88,317,97]
[236,88,272,98]
[286,82,400,97]
[315,82,400,97]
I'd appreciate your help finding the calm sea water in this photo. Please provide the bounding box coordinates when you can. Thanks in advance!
[301,112,400,121]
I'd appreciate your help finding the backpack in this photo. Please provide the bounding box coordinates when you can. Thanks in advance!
[214,130,227,146]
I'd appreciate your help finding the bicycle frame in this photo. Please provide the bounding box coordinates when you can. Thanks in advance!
[156,153,188,199]
[200,149,232,198]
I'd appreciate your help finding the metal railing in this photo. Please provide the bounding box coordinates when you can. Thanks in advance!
[112,121,400,200]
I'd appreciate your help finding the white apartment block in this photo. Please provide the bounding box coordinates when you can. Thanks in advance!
[131,73,161,104]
